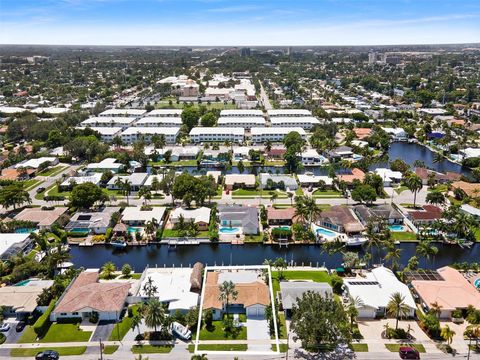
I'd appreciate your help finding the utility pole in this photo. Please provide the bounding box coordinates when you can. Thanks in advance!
[99,338,103,360]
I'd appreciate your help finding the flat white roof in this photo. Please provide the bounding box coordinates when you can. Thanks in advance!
[0,234,30,258]
[267,109,312,116]
[61,173,103,187]
[136,117,182,125]
[145,109,183,116]
[0,106,27,114]
[82,117,136,125]
[170,207,211,224]
[31,107,68,114]
[217,117,266,125]
[14,157,57,169]
[87,158,123,169]
[99,109,147,116]
[270,117,319,124]
[220,109,264,117]
[121,127,181,135]
[189,127,245,135]
[78,127,123,135]
[144,174,164,187]
[108,173,148,186]
[250,127,306,135]
[297,174,333,185]
[122,206,166,222]
[461,204,480,217]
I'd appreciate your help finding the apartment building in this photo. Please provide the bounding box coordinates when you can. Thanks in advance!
[98,109,147,118]
[250,127,306,143]
[79,126,122,142]
[144,109,183,117]
[120,127,180,144]
[217,117,266,129]
[81,116,137,129]
[136,117,182,127]
[270,116,320,130]
[220,109,264,117]
[189,127,245,143]
[267,109,312,117]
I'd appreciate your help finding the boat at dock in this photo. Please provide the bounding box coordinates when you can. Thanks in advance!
[110,239,127,249]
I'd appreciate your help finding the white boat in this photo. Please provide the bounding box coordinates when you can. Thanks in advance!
[345,236,367,247]
[171,321,191,340]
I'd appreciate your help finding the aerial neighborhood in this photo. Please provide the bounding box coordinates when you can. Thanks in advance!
[0,43,480,359]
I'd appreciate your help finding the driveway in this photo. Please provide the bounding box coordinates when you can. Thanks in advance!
[246,315,270,351]
[90,320,115,342]
[3,319,25,344]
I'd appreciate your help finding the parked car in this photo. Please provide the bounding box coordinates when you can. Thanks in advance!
[399,346,420,359]
[0,323,10,332]
[36,187,46,194]
[35,350,60,360]
[16,320,26,332]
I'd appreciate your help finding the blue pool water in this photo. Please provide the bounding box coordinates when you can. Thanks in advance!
[14,280,31,286]
[128,227,141,234]
[474,278,480,289]
[219,227,241,234]
[277,226,291,231]
[389,225,405,232]
[14,228,36,234]
[69,228,89,234]
[316,228,336,237]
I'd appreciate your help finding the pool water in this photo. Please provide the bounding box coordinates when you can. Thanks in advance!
[389,225,405,232]
[316,228,336,238]
[474,278,480,289]
[219,227,241,234]
[14,228,36,234]
[128,227,142,234]
[14,280,31,286]
[70,227,89,233]
[277,226,291,231]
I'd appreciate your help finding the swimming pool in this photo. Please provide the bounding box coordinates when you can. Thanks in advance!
[316,228,336,238]
[277,226,291,231]
[15,228,36,234]
[128,227,142,234]
[69,228,89,234]
[389,225,405,232]
[14,280,31,286]
[219,227,241,234]
[474,278,480,289]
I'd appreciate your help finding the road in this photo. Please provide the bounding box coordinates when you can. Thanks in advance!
[260,82,273,110]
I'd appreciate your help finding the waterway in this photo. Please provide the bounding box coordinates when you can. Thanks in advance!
[70,242,480,271]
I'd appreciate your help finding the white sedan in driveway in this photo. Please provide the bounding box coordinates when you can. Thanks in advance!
[0,322,10,332]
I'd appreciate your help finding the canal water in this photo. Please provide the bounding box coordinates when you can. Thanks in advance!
[70,242,480,271]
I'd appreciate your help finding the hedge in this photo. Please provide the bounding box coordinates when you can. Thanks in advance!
[33,299,56,337]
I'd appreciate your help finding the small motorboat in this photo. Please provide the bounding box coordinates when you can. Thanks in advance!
[171,321,192,340]
[110,239,127,249]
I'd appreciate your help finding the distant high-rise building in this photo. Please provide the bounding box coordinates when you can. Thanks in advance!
[240,47,251,57]
[368,51,379,64]
[385,55,401,65]
[286,46,292,55]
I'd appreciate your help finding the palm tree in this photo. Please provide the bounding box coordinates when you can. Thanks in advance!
[101,261,116,279]
[287,192,294,206]
[270,192,278,204]
[385,246,402,270]
[429,301,443,318]
[441,324,455,345]
[121,180,132,205]
[386,292,411,330]
[144,219,158,241]
[294,196,308,225]
[131,314,142,338]
[144,298,165,333]
[218,281,238,317]
[405,173,423,208]
[303,195,322,225]
[176,214,187,237]
[188,219,199,239]
[142,276,158,298]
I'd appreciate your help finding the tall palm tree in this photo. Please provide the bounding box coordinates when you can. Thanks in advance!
[144,298,165,333]
[142,276,158,298]
[429,302,443,318]
[405,173,423,208]
[121,180,132,205]
[441,324,455,345]
[270,192,278,204]
[294,196,308,226]
[218,281,238,317]
[303,195,322,225]
[131,314,142,338]
[101,261,116,279]
[385,246,402,270]
[287,192,294,206]
[387,292,411,330]
[144,219,158,241]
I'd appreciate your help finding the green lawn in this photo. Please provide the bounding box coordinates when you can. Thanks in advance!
[38,323,92,343]
[391,232,417,241]
[272,270,331,295]
[23,179,44,191]
[474,227,480,242]
[312,189,343,198]
[131,345,173,354]
[350,343,369,352]
[394,186,409,194]
[103,345,119,354]
[274,312,287,339]
[385,344,426,353]
[11,347,87,357]
[188,344,248,352]
[109,305,139,341]
[17,326,37,343]
[244,233,264,243]
[199,320,247,340]
[161,229,209,238]
[232,188,261,196]
[149,159,198,167]
[429,184,448,193]
[37,165,68,177]
[271,344,289,352]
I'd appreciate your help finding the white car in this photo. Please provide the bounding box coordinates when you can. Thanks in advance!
[0,323,10,332]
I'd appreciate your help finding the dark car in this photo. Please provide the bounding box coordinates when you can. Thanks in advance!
[399,346,420,359]
[35,350,59,360]
[36,187,46,194]
[15,320,26,332]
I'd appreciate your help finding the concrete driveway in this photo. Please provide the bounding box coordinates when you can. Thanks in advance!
[246,315,270,351]
[3,319,25,344]
[90,320,115,342]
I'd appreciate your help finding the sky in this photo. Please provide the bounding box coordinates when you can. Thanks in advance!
[1,0,480,46]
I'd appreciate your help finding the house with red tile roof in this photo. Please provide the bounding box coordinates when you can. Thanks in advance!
[408,205,442,226]
[267,207,296,226]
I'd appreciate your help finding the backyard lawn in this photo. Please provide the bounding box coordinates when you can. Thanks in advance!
[11,347,87,357]
[199,320,247,340]
[37,165,68,177]
[243,233,264,243]
[131,345,173,354]
[271,270,331,294]
[391,232,417,241]
[385,344,426,353]
[312,189,343,198]
[161,229,209,238]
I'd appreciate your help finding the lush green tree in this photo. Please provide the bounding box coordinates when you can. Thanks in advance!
[142,276,158,298]
[290,292,351,352]
[426,190,445,206]
[218,281,238,317]
[70,182,103,209]
[0,183,31,210]
[390,158,410,174]
[144,298,165,333]
[351,184,377,204]
[181,106,200,131]
[237,160,245,174]
[131,313,142,338]
[386,292,410,330]
[122,264,132,278]
[200,112,217,127]
[441,325,455,345]
[404,173,423,207]
[101,261,116,279]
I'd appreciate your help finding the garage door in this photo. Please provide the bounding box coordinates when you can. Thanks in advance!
[247,306,265,317]
[357,308,375,319]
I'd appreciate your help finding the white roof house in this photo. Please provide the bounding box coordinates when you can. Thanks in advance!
[0,233,32,260]
[99,109,147,117]
[135,117,182,127]
[107,173,149,189]
[460,147,480,159]
[60,173,103,188]
[250,127,306,143]
[144,175,164,187]
[145,109,183,117]
[138,268,199,313]
[31,107,68,115]
[120,127,180,144]
[14,157,58,169]
[460,204,480,218]
[297,174,333,186]
[86,158,124,173]
[217,117,266,128]
[77,126,123,140]
[0,106,27,114]
[122,206,166,224]
[382,127,407,140]
[81,117,136,129]
[344,266,416,319]
[374,168,403,186]
[267,109,312,117]
[220,109,264,117]
[300,149,328,165]
[270,116,320,129]
[189,127,245,143]
[170,207,211,225]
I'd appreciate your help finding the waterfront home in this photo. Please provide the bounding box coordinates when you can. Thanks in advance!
[86,158,124,173]
[409,266,480,319]
[266,147,286,159]
[459,147,480,159]
[14,156,59,169]
[0,280,53,319]
[107,173,149,191]
[337,168,366,186]
[354,204,404,226]
[374,168,403,187]
[145,146,200,162]
[203,269,270,320]
[415,167,461,185]
[122,206,166,226]
[280,282,332,318]
[59,173,103,191]
[189,127,245,143]
[327,146,354,161]
[451,181,480,198]
[267,207,296,226]
[344,266,416,319]
[408,205,442,226]
[299,149,328,165]
[297,174,333,188]
[317,206,364,235]
[259,173,298,190]
[14,207,68,230]
[202,149,229,162]
[460,204,480,220]
[381,127,408,141]
[137,268,199,314]
[217,205,259,235]
[169,207,211,231]
[0,233,34,261]
[224,174,256,191]
[353,128,372,140]
[66,207,119,234]
[50,269,131,322]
